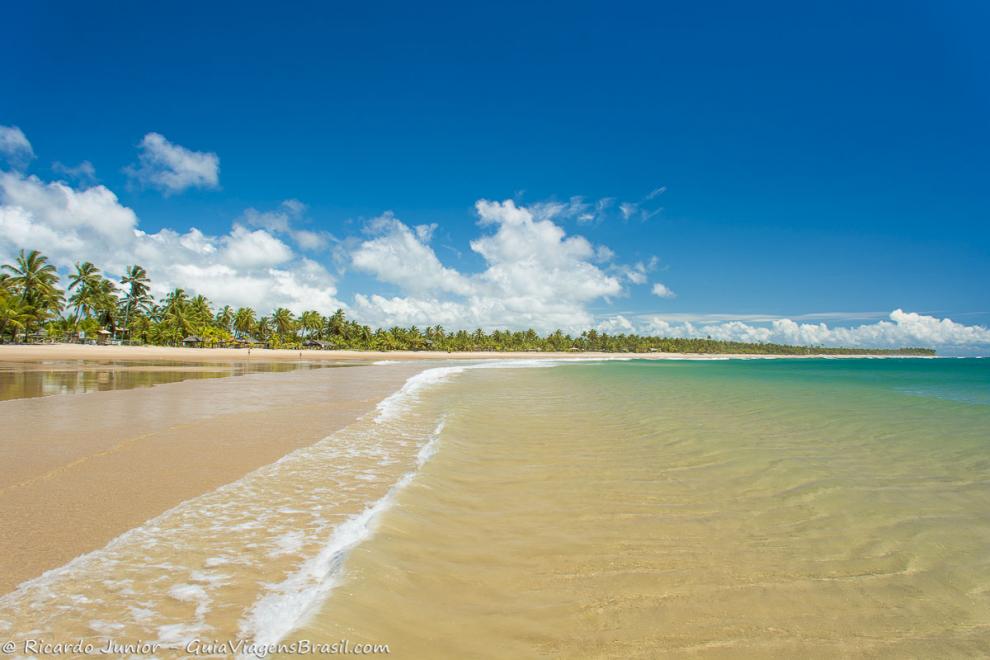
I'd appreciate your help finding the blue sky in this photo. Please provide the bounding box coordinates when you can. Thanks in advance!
[2,1,989,350]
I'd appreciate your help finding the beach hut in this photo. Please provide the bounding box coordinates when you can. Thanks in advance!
[182,335,204,347]
[303,339,328,349]
[96,329,112,345]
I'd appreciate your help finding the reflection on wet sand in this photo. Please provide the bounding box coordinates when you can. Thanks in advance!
[0,359,363,401]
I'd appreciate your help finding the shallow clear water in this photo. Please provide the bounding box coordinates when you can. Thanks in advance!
[2,358,988,658]
[296,358,990,657]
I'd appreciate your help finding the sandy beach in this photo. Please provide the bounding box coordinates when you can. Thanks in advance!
[0,342,905,364]
[1,349,986,655]
[0,344,886,595]
[0,359,425,594]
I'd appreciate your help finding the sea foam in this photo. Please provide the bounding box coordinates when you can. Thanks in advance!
[237,419,446,649]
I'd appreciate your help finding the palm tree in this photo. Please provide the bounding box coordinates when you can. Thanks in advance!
[356,322,372,345]
[189,295,213,328]
[233,307,256,338]
[0,292,33,342]
[53,312,82,342]
[67,261,101,316]
[2,249,63,337]
[161,288,190,315]
[272,307,295,338]
[215,305,235,332]
[68,270,115,322]
[120,265,152,340]
[154,288,191,344]
[327,308,346,337]
[90,278,119,333]
[162,301,194,343]
[255,316,272,341]
[299,310,322,339]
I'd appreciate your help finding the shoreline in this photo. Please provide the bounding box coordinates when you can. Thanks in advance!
[0,342,931,363]
[0,361,426,594]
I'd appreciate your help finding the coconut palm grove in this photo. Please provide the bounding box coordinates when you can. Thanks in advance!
[0,249,932,356]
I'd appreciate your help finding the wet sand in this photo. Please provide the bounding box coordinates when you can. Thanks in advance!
[0,361,425,594]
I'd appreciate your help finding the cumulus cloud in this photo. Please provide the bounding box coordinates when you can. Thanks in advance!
[596,314,635,333]
[220,225,294,269]
[292,229,330,251]
[472,199,621,302]
[0,125,34,169]
[636,309,990,349]
[351,199,624,332]
[125,132,220,194]
[352,213,473,296]
[652,282,676,298]
[0,169,342,314]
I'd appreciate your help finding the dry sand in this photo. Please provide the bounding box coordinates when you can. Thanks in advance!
[0,342,895,364]
[0,343,651,363]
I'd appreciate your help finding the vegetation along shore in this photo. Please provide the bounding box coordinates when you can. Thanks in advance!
[0,249,934,356]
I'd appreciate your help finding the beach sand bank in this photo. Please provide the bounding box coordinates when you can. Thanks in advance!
[0,342,907,364]
[0,361,425,594]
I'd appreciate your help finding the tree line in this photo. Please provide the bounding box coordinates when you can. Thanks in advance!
[0,249,935,355]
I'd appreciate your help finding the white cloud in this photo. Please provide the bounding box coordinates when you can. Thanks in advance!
[352,213,473,296]
[292,229,330,251]
[350,200,624,332]
[596,314,635,333]
[414,223,437,242]
[472,199,621,301]
[627,270,647,285]
[125,132,220,194]
[531,196,592,223]
[353,293,474,328]
[636,309,990,349]
[220,225,294,269]
[0,172,137,256]
[0,170,342,314]
[240,199,331,252]
[0,125,35,169]
[616,257,658,285]
[652,282,676,298]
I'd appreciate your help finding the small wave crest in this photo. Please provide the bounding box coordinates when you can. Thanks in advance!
[237,418,446,649]
[373,359,577,423]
